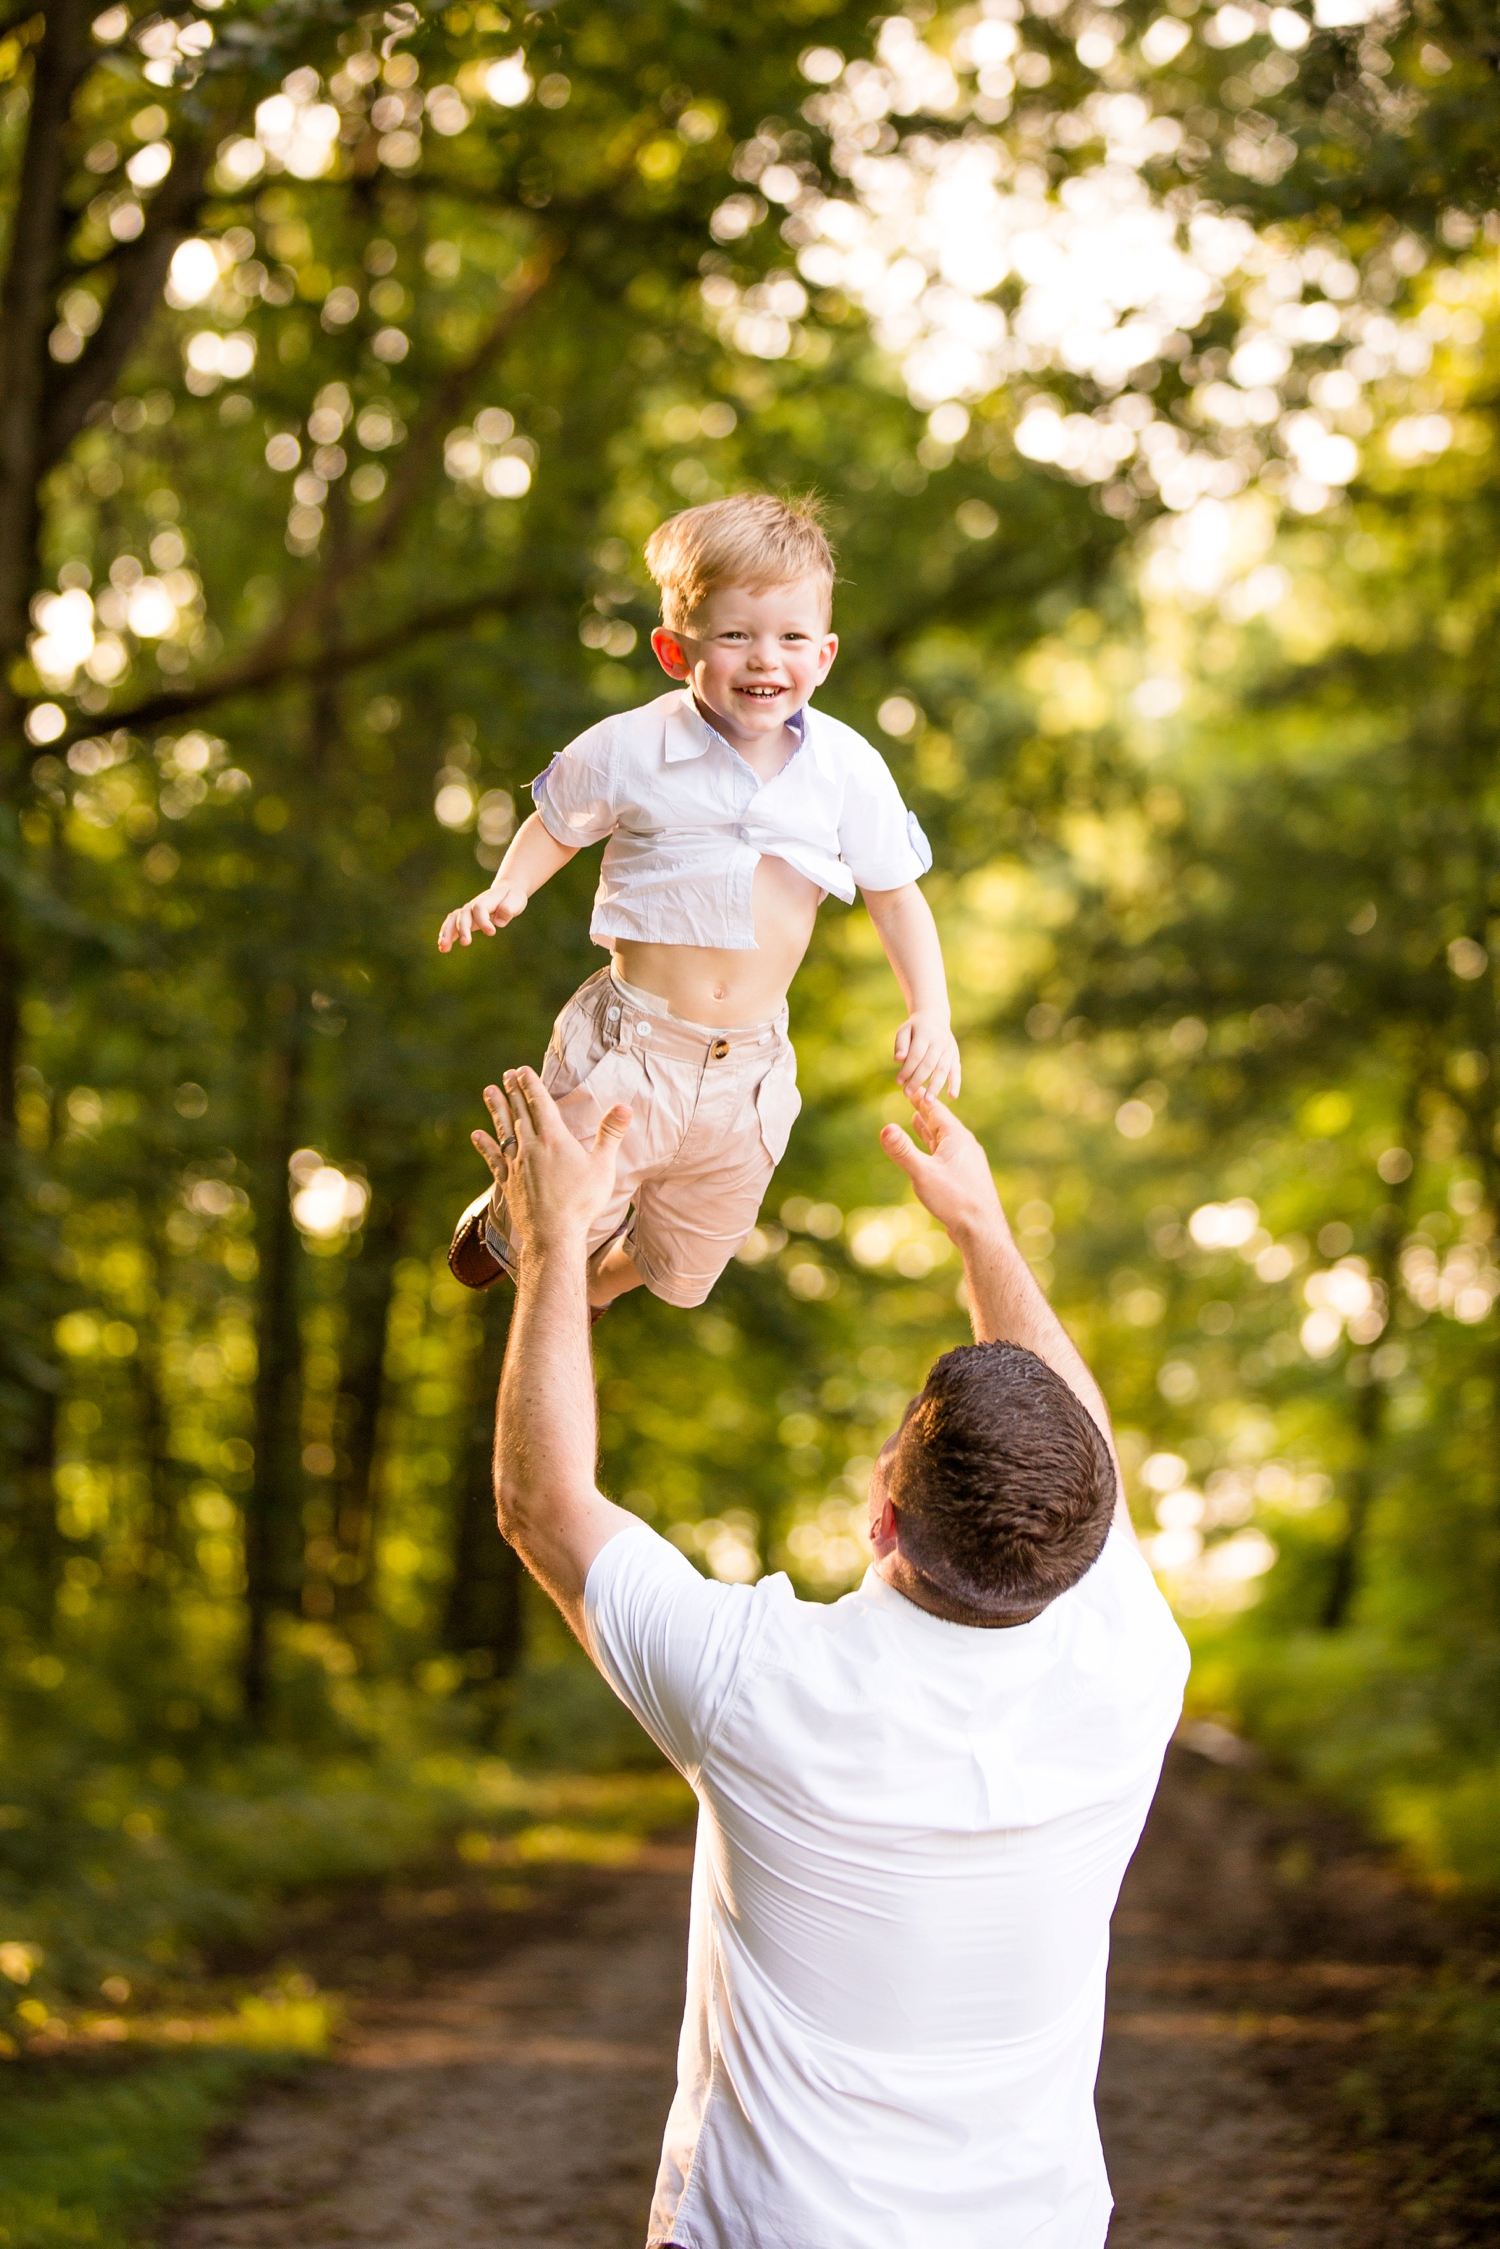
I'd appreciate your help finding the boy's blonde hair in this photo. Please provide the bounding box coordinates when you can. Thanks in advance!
[644,492,834,632]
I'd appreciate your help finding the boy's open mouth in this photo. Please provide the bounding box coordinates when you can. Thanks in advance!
[737,684,787,700]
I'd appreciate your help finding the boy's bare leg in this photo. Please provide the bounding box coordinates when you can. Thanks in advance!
[587,1238,647,1308]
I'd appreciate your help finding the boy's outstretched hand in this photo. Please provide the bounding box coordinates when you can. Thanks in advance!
[438,882,527,952]
[893,1011,962,1099]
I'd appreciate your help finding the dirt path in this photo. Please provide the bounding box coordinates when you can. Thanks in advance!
[1097,1733,1428,2249]
[167,1851,693,2249]
[168,1747,1427,2248]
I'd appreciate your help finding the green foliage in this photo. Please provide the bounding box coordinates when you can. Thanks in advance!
[0,2052,298,2249]
[1,0,1498,1856]
[0,1728,467,2025]
[1,12,1500,2225]
[1344,1980,1500,2244]
[0,1697,687,2029]
[2,0,1500,2233]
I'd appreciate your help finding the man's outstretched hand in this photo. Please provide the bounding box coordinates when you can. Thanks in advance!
[474,1070,631,1257]
[879,1088,1004,1245]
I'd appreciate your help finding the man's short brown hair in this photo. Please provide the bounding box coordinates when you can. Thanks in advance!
[643,492,834,631]
[889,1343,1116,1617]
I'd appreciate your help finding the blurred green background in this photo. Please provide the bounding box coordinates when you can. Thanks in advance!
[3,0,1500,2227]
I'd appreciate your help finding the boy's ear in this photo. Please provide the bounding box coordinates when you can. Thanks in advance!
[651,626,690,678]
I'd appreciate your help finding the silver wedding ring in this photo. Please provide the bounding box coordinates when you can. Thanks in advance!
[500,1134,517,1156]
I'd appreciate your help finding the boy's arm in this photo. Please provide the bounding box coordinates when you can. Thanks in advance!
[438,813,578,952]
[881,1090,1133,1539]
[860,882,961,1097]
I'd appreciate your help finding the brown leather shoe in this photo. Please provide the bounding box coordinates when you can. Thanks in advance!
[448,1188,511,1291]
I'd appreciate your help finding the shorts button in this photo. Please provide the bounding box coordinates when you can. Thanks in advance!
[712,1038,730,1060]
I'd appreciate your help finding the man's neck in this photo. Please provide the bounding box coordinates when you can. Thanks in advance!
[874,1551,1045,1630]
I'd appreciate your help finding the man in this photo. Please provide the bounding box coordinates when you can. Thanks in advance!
[473,1067,1188,2249]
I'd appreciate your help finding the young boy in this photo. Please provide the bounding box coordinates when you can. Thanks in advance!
[439,492,959,1314]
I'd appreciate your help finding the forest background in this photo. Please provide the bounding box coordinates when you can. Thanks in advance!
[3,0,1500,2230]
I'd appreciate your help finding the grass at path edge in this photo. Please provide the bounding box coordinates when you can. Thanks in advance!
[0,2049,307,2249]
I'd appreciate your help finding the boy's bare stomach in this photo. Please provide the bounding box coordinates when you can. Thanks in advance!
[613,852,820,1026]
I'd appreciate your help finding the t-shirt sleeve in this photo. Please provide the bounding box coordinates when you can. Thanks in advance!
[530,722,620,848]
[583,1523,777,1779]
[836,737,934,891]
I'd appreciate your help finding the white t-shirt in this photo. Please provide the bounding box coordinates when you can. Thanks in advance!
[531,689,932,951]
[585,1522,1188,2249]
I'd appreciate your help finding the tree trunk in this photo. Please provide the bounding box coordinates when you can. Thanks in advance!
[1320,1367,1384,1631]
[242,987,307,1719]
[1321,1093,1420,1630]
[443,1286,523,1685]
[329,1170,414,1640]
[0,0,94,685]
[0,0,94,1571]
[134,1225,196,1590]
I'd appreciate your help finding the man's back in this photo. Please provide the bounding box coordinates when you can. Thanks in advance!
[587,1521,1189,2249]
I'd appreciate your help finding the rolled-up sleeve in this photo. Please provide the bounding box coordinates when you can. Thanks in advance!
[584,1523,778,1779]
[837,741,933,891]
[530,723,620,848]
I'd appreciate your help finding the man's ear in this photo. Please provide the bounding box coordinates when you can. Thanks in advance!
[651,625,689,678]
[868,1493,899,1562]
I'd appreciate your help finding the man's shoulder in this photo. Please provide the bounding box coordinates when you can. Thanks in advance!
[583,1524,800,1773]
[588,1520,797,1631]
[1058,1530,1191,1682]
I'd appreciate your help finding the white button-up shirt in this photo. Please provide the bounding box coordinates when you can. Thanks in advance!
[531,689,932,952]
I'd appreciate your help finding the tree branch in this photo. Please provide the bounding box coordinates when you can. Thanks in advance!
[169,244,562,695]
[36,226,563,763]
[57,578,540,747]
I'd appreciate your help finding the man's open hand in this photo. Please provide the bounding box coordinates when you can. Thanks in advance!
[473,1070,631,1256]
[879,1087,1003,1244]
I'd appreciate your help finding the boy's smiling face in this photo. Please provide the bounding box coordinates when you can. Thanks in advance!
[651,575,837,752]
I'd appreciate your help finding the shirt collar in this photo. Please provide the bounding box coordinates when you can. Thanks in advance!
[664,689,809,764]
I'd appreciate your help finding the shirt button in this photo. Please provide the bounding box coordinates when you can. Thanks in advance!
[606,1006,620,1021]
[636,1020,652,1037]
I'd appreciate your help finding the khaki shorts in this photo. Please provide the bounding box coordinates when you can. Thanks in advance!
[492,967,800,1309]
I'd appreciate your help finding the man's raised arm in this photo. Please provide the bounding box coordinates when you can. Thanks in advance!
[474,1071,640,1640]
[880,1091,1133,1538]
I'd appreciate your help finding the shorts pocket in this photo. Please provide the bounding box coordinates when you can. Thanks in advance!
[541,972,614,1089]
[542,998,607,1099]
[550,1046,638,1139]
[754,1055,801,1165]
